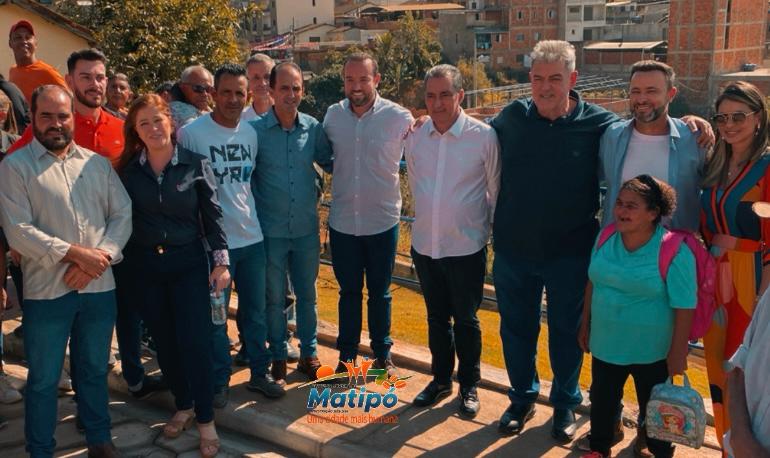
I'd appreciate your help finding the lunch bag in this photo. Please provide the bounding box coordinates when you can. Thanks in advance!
[645,374,706,448]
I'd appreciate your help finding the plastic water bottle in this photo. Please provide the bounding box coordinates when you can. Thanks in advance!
[210,288,227,325]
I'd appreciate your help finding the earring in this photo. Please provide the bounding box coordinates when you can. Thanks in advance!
[755,125,760,136]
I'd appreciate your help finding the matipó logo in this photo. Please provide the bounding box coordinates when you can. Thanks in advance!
[301,358,411,424]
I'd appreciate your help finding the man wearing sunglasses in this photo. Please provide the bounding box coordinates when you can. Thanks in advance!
[169,65,213,132]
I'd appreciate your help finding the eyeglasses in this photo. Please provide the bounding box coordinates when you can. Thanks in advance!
[711,111,757,125]
[183,83,212,94]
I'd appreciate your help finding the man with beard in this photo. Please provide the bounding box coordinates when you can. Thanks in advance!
[7,20,67,103]
[8,49,124,165]
[322,52,413,375]
[574,60,706,458]
[0,84,131,457]
[599,60,704,232]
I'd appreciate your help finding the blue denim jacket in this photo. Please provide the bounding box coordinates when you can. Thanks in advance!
[599,117,705,231]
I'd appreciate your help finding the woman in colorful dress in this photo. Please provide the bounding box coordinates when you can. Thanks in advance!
[700,80,770,447]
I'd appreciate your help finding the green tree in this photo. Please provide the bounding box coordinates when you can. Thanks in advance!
[373,13,441,107]
[456,57,492,107]
[55,0,242,93]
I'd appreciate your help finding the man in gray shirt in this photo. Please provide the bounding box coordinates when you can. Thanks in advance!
[0,85,131,457]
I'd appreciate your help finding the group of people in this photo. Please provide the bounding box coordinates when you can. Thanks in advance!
[1,16,769,458]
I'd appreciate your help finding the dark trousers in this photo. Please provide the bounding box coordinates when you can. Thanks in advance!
[113,261,146,388]
[330,224,398,361]
[493,252,587,410]
[411,247,485,388]
[126,241,215,423]
[589,357,674,457]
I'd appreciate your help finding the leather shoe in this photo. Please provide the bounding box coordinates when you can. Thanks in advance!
[552,408,577,442]
[271,360,287,386]
[499,402,535,435]
[87,441,121,458]
[413,381,452,407]
[575,420,625,451]
[297,356,322,380]
[458,386,480,418]
[373,357,398,377]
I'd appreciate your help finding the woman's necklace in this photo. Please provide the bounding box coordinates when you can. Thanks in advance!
[727,156,750,179]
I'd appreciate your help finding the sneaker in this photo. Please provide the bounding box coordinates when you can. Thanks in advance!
[129,375,168,400]
[58,370,73,392]
[552,408,577,442]
[286,341,300,364]
[247,375,286,398]
[575,421,625,452]
[499,402,535,435]
[458,386,480,418]
[212,387,229,409]
[297,356,322,380]
[413,381,452,407]
[0,373,22,404]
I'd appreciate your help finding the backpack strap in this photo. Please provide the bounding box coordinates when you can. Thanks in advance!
[596,223,617,251]
[659,230,686,281]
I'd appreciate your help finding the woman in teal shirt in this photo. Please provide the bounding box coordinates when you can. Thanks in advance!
[578,175,696,458]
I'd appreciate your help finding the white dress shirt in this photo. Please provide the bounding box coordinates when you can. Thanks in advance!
[323,95,414,236]
[405,111,500,259]
[0,138,132,300]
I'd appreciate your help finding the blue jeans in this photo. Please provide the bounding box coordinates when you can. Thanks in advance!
[330,224,398,361]
[24,290,116,457]
[493,252,588,410]
[113,261,145,388]
[225,242,269,377]
[264,233,320,360]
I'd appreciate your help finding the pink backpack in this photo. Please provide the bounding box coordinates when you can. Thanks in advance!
[596,223,717,340]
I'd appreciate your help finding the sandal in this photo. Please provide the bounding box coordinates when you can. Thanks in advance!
[198,421,220,458]
[162,409,194,439]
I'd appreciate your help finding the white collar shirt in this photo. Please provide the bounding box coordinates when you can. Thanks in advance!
[323,95,413,236]
[404,111,500,259]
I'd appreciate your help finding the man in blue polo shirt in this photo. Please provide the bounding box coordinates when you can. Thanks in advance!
[490,40,713,443]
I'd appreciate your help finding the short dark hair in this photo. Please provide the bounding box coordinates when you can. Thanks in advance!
[269,62,303,89]
[30,85,73,115]
[630,60,675,90]
[214,63,247,88]
[620,174,677,224]
[66,48,107,74]
[342,52,379,77]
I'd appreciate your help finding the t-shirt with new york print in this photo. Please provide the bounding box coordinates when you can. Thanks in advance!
[179,113,263,249]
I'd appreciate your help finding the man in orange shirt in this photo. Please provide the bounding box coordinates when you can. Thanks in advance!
[7,20,67,103]
[8,49,123,164]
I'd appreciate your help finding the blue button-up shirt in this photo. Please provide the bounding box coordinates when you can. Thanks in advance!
[599,117,705,231]
[249,108,333,238]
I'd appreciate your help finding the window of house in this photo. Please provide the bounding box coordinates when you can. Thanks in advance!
[496,34,501,42]
[534,32,541,41]
[516,54,524,63]
[517,10,523,20]
[471,1,477,8]
[547,9,556,19]
[309,36,321,42]
[476,13,480,20]
[313,17,317,24]
[312,0,316,6]
[516,33,524,41]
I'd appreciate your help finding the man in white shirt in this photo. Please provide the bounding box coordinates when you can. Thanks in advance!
[179,63,284,403]
[0,85,131,457]
[323,53,413,374]
[404,65,500,418]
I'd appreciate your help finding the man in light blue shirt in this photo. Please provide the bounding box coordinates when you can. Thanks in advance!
[249,62,333,384]
[600,60,706,232]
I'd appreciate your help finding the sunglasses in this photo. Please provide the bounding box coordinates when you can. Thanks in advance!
[711,111,757,125]
[183,83,213,94]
